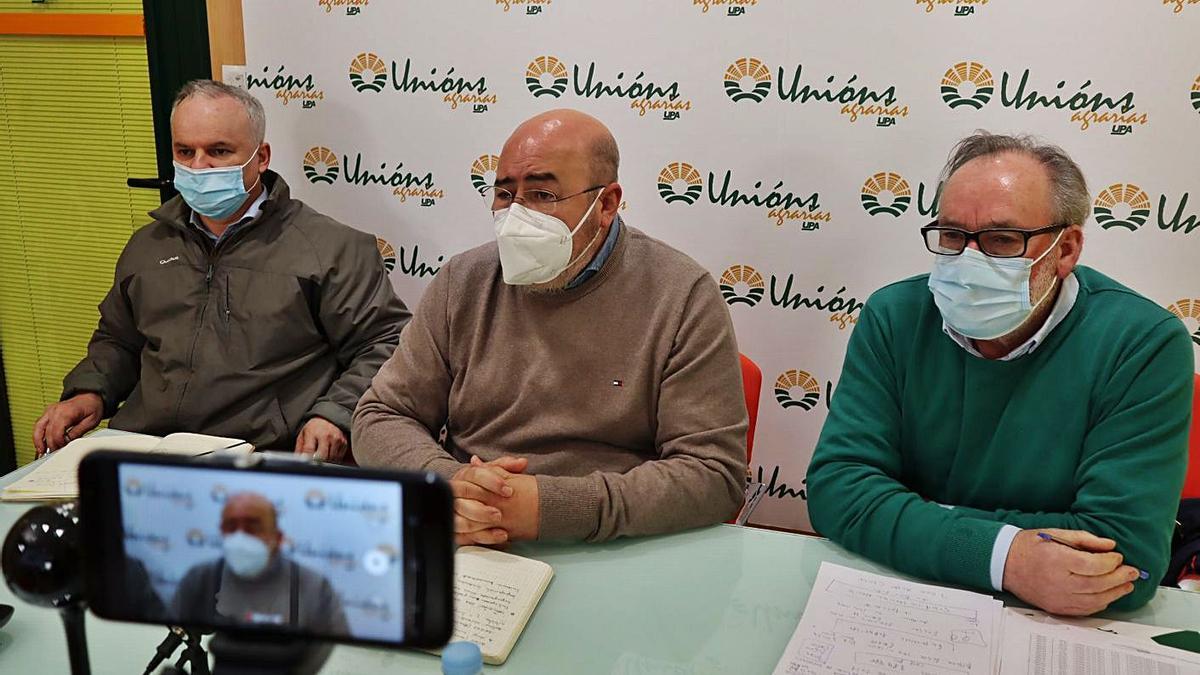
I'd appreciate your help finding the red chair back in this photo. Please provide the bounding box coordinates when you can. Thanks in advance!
[1184,374,1200,500]
[740,353,762,465]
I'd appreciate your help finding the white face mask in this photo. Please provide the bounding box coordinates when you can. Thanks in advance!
[493,188,605,285]
[928,230,1064,340]
[223,531,272,579]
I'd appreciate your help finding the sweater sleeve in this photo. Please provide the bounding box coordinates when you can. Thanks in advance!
[936,316,1194,611]
[806,301,1006,592]
[535,274,748,542]
[350,263,462,480]
[304,230,411,435]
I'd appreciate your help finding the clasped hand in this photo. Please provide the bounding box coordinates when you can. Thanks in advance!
[450,455,539,546]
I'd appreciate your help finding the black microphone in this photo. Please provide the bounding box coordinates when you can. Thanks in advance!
[143,626,186,675]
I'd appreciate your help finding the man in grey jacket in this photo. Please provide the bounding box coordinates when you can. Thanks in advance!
[33,80,409,461]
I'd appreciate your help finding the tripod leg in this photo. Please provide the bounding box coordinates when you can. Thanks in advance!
[59,606,91,675]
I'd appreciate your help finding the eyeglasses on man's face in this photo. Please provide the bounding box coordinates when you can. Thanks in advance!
[481,185,605,216]
[920,221,1068,259]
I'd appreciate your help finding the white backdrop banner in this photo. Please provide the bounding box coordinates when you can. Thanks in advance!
[241,1,1200,531]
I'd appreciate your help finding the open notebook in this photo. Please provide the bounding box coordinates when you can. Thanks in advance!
[1,433,253,502]
[438,546,554,665]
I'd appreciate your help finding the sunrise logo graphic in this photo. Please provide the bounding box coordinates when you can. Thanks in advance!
[719,264,766,307]
[376,237,397,273]
[941,61,994,109]
[774,370,821,411]
[724,57,772,103]
[349,52,388,93]
[1166,299,1200,346]
[470,154,500,195]
[526,56,569,97]
[302,146,340,184]
[657,162,703,204]
[861,172,912,217]
[1093,183,1151,231]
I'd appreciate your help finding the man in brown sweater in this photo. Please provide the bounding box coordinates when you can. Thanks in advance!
[352,109,747,544]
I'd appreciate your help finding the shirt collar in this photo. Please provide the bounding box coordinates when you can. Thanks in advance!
[942,272,1079,361]
[564,214,622,290]
[189,187,268,243]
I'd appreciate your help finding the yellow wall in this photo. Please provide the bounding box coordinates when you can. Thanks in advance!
[0,5,158,465]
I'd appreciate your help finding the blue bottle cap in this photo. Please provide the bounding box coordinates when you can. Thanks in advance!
[441,641,483,674]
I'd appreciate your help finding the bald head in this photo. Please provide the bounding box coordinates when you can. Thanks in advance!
[501,109,619,185]
[220,492,282,550]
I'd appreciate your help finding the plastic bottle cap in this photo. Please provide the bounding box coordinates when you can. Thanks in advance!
[441,641,483,674]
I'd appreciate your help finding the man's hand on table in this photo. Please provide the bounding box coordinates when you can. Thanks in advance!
[451,455,539,546]
[1003,528,1141,616]
[33,393,103,458]
[293,417,350,463]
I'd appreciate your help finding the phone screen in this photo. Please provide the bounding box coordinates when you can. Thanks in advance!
[114,462,406,643]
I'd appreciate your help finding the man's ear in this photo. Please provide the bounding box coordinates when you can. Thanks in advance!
[1057,224,1084,279]
[256,142,272,173]
[600,182,623,221]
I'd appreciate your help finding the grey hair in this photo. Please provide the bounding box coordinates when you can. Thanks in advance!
[941,131,1091,226]
[171,79,267,145]
[591,132,620,184]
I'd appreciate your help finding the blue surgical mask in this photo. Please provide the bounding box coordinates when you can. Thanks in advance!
[928,231,1063,340]
[173,151,261,220]
[222,531,271,579]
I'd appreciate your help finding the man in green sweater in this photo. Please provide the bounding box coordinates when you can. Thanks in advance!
[807,132,1194,615]
[352,109,748,545]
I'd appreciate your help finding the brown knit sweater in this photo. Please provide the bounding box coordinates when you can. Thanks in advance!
[351,223,747,541]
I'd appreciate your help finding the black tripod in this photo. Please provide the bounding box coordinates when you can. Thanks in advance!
[148,627,210,675]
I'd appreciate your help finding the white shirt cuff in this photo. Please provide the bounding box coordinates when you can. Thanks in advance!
[990,525,1021,592]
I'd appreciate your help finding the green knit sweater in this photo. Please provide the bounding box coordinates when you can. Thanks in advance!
[807,266,1194,611]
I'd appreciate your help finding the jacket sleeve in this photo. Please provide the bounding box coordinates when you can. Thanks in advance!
[60,255,144,416]
[935,316,1194,611]
[304,230,411,435]
[535,275,748,542]
[806,301,1007,593]
[351,261,463,478]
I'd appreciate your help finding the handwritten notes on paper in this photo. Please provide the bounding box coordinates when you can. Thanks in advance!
[773,563,1004,675]
[454,570,523,649]
[448,546,554,664]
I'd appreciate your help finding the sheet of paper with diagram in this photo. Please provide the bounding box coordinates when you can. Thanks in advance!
[773,562,1004,675]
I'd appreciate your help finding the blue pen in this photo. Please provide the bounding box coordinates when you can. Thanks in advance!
[1037,532,1150,580]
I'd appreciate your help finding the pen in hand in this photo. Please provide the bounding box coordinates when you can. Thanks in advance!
[1037,532,1149,580]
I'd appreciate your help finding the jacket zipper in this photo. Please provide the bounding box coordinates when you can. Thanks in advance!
[223,274,231,329]
[171,218,260,427]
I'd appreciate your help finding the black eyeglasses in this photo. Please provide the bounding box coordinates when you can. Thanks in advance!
[920,221,1068,258]
[480,185,605,216]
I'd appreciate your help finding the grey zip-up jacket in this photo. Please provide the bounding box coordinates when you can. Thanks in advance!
[61,171,410,449]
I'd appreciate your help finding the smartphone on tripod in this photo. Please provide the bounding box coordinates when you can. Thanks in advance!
[77,450,454,651]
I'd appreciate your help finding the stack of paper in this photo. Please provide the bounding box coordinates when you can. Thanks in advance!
[773,563,1006,675]
[774,563,1200,675]
[1,433,253,502]
[998,608,1200,674]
